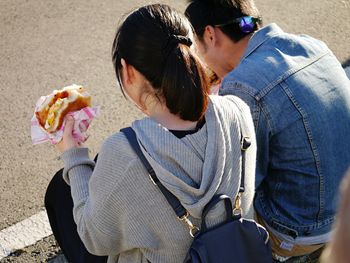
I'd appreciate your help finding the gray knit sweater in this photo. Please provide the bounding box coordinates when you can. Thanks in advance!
[61,95,256,263]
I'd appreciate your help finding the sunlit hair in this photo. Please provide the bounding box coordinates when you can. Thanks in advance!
[112,4,210,121]
[185,0,262,42]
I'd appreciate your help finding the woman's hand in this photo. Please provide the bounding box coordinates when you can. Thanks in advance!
[56,116,82,153]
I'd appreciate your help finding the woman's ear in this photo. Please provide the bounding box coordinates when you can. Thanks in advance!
[121,58,134,87]
[120,58,146,111]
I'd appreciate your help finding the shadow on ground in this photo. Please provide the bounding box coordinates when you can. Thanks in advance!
[342,58,350,68]
[0,236,65,263]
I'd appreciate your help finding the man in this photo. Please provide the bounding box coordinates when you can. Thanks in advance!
[185,0,350,262]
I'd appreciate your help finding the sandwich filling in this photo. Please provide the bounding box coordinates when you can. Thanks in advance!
[36,85,91,133]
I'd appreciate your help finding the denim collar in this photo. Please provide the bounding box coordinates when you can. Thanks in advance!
[241,23,284,62]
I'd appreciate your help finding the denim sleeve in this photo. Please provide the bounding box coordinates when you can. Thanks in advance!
[220,82,270,189]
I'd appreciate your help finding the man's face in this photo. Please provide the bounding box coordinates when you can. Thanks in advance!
[194,32,231,79]
[194,34,225,79]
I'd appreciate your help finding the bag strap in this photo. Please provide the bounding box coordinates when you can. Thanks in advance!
[120,112,251,232]
[233,106,251,214]
[121,127,199,237]
[120,127,187,217]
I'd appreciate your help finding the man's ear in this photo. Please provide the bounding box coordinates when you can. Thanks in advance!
[203,25,217,47]
[121,58,136,87]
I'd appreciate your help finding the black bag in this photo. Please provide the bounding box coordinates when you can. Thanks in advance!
[121,125,272,263]
[183,194,272,263]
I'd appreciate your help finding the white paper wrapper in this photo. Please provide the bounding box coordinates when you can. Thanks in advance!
[31,97,99,145]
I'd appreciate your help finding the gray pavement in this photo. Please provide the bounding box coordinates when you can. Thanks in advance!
[0,0,349,261]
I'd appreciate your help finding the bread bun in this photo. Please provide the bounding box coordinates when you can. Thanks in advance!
[35,84,91,133]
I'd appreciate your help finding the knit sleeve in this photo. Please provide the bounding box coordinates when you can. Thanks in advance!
[61,147,95,185]
[60,133,136,256]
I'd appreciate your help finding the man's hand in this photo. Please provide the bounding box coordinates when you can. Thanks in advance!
[56,116,82,153]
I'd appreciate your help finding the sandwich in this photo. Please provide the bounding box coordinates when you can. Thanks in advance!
[35,84,91,133]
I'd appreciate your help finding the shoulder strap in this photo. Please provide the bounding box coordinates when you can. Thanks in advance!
[120,127,187,219]
[120,113,251,216]
[237,112,252,194]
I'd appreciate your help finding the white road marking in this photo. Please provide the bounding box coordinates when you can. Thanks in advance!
[0,210,52,259]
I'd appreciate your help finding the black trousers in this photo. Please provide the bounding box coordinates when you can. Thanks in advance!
[44,168,108,263]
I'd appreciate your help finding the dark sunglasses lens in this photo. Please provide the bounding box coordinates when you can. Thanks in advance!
[240,16,255,33]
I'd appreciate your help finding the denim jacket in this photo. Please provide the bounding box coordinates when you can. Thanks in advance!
[220,23,350,238]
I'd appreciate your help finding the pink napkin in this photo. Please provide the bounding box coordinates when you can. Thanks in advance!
[31,96,99,145]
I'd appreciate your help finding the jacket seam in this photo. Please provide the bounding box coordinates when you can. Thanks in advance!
[255,191,334,233]
[220,81,274,133]
[241,31,283,61]
[279,81,325,221]
[255,51,330,100]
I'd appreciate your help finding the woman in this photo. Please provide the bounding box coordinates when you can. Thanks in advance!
[45,4,257,263]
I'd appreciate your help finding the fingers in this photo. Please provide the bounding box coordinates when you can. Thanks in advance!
[56,115,88,153]
[63,116,75,137]
[55,116,77,153]
[79,120,89,133]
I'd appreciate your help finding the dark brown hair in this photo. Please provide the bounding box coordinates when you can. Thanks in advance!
[112,4,210,121]
[185,0,262,42]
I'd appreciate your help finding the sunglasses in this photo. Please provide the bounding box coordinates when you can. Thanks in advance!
[214,16,261,34]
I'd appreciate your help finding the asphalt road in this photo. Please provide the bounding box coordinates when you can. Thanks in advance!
[0,0,349,261]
